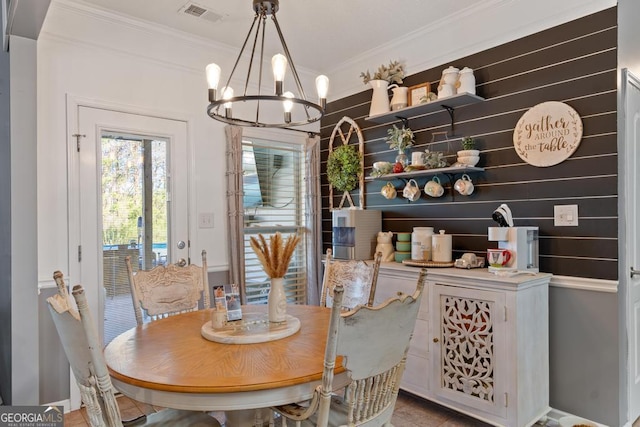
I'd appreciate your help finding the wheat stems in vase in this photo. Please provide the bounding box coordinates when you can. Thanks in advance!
[250,232,301,278]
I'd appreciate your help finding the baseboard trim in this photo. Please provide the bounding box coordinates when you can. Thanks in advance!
[550,275,618,293]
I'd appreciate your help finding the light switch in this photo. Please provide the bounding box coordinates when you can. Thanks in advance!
[554,205,578,226]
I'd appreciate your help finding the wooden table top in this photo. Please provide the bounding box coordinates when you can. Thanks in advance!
[105,305,340,395]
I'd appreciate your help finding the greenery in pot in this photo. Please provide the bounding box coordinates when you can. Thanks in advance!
[461,137,476,150]
[385,124,415,153]
[360,60,405,85]
[327,144,362,192]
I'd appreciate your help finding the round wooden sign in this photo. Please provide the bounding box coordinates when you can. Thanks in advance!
[513,101,583,167]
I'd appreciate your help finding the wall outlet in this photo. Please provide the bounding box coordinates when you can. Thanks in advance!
[554,205,578,226]
[198,212,214,229]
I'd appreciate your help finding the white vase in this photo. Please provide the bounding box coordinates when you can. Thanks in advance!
[368,80,391,116]
[390,86,408,111]
[268,277,287,322]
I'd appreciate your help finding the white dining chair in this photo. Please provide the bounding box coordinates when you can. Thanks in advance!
[320,249,382,310]
[47,271,220,427]
[125,249,210,325]
[272,268,427,426]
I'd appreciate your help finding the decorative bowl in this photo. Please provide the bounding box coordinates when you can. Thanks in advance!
[373,161,392,174]
[396,232,411,242]
[396,242,411,252]
[394,251,412,262]
[456,155,480,166]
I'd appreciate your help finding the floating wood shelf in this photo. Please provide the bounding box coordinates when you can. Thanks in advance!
[365,92,485,131]
[365,165,484,182]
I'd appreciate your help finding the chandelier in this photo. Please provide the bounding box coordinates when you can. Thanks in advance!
[205,0,329,129]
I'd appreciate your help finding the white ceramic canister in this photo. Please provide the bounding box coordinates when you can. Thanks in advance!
[432,230,452,262]
[457,67,476,94]
[411,227,434,261]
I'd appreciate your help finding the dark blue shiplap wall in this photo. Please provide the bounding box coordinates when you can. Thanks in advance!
[320,8,617,280]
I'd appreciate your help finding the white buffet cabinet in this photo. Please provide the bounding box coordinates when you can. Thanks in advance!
[373,263,551,427]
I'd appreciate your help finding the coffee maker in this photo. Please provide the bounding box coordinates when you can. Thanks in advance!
[487,204,539,273]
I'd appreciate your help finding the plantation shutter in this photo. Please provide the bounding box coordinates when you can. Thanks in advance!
[242,138,307,305]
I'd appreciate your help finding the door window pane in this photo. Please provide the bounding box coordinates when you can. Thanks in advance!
[101,133,168,344]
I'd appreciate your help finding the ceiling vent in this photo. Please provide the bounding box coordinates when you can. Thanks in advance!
[179,2,225,23]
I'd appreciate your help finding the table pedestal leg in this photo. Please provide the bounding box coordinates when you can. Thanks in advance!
[225,408,273,427]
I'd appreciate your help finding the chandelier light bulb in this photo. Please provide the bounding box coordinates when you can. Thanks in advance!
[222,86,234,118]
[272,54,288,95]
[283,91,294,123]
[206,63,222,102]
[315,75,329,109]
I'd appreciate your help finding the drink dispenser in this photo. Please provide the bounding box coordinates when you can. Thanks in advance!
[332,210,381,260]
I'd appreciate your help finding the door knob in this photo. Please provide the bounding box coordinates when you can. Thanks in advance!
[177,240,186,249]
[433,337,439,343]
[631,266,640,278]
[177,258,187,267]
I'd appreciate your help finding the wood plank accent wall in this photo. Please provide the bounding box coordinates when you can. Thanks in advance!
[319,8,618,280]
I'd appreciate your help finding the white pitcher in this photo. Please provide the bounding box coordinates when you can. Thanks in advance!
[368,80,392,116]
[390,86,408,111]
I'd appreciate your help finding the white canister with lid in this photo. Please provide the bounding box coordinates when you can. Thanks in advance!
[432,230,452,262]
[411,227,434,261]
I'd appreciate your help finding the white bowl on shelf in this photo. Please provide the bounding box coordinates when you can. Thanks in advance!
[456,155,480,166]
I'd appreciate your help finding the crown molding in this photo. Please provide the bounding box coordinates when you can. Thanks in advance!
[327,0,616,101]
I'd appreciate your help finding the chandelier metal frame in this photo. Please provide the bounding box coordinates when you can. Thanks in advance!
[206,0,327,128]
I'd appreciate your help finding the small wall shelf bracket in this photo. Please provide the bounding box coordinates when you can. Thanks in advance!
[396,116,410,128]
[441,105,455,132]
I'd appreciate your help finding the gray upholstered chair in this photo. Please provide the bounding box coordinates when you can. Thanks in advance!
[272,268,427,426]
[47,271,220,427]
[125,249,210,325]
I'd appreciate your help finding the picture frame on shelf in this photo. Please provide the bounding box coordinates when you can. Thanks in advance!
[408,83,431,106]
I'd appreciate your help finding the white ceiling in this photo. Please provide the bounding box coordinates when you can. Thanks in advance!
[68,0,480,74]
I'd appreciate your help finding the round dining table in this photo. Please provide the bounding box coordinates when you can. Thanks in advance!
[104,304,347,427]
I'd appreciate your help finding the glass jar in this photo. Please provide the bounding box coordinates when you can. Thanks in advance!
[395,151,408,168]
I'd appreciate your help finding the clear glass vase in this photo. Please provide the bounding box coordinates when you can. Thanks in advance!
[395,151,408,168]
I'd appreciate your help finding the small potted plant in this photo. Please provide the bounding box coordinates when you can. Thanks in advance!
[360,60,405,85]
[386,124,414,170]
[360,60,406,116]
[456,137,480,166]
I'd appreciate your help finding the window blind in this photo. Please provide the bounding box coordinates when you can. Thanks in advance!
[241,139,307,305]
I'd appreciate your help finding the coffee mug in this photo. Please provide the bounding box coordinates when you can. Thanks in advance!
[381,182,397,200]
[402,179,421,202]
[411,151,425,166]
[487,248,511,267]
[454,174,474,195]
[424,176,444,198]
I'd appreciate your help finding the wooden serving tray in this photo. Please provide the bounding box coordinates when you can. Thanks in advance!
[402,259,455,268]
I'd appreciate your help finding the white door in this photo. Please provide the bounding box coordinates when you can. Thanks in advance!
[77,106,190,345]
[624,69,640,424]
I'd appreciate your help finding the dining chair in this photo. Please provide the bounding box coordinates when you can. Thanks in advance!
[125,249,210,325]
[272,268,427,427]
[320,249,382,310]
[47,271,220,427]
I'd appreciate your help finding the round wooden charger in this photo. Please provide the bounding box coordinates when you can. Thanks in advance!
[402,259,455,268]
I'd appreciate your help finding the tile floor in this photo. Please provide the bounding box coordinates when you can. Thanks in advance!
[63,391,493,426]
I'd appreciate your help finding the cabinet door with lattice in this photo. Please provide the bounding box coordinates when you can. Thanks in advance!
[429,283,508,421]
